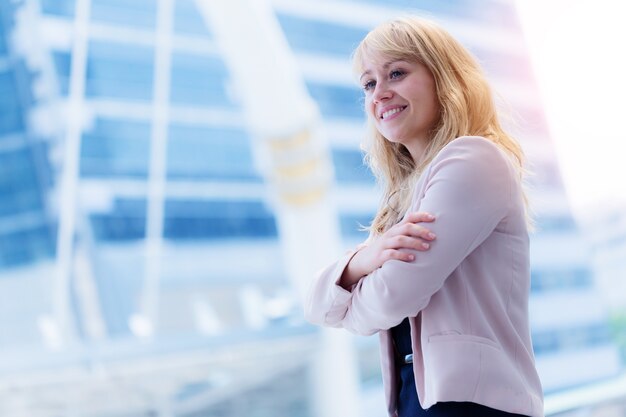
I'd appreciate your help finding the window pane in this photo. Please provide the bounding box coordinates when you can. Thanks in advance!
[86,41,154,101]
[80,118,151,178]
[277,14,367,56]
[307,82,363,120]
[169,53,235,107]
[0,71,24,135]
[167,124,260,181]
[40,0,76,17]
[332,148,373,184]
[174,0,212,36]
[91,0,156,30]
[0,148,45,216]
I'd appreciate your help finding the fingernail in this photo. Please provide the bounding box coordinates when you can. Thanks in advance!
[428,232,436,239]
[408,254,415,261]
[422,243,430,249]
[426,213,435,219]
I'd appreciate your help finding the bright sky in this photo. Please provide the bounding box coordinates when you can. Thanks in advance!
[515,0,626,220]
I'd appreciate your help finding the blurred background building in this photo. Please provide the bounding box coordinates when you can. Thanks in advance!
[0,0,624,416]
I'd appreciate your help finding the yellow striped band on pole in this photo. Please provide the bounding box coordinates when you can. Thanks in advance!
[265,129,331,207]
[267,129,311,151]
[278,185,327,207]
[273,156,320,179]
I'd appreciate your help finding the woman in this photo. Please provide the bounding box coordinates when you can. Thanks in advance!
[304,16,544,417]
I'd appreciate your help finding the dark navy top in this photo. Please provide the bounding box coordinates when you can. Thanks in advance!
[390,317,530,417]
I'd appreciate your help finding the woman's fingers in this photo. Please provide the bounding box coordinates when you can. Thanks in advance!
[397,212,436,239]
[391,235,431,251]
[383,248,415,262]
[372,212,437,265]
[394,223,436,241]
[403,211,435,224]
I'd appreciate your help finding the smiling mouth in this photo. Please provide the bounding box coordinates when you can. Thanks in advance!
[381,106,407,120]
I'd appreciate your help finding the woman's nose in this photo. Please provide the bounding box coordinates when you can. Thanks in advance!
[372,84,392,104]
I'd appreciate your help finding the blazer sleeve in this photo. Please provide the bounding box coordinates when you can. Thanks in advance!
[303,136,516,335]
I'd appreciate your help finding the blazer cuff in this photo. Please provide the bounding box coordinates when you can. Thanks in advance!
[323,249,362,323]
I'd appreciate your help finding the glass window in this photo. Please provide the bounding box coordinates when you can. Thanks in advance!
[276,13,367,57]
[0,71,24,135]
[90,214,146,241]
[92,268,138,337]
[89,199,279,241]
[167,124,260,181]
[91,0,156,30]
[0,226,54,268]
[90,199,146,241]
[306,82,363,120]
[86,41,154,101]
[80,118,150,178]
[40,0,76,17]
[534,214,578,233]
[0,148,45,216]
[532,323,613,355]
[332,148,374,184]
[169,53,236,107]
[0,24,7,56]
[164,200,278,240]
[174,0,212,36]
[52,51,71,96]
[0,104,23,135]
[531,267,593,292]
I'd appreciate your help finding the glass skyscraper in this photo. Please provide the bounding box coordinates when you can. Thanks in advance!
[0,0,622,416]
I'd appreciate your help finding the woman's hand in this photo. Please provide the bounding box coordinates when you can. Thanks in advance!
[339,212,436,289]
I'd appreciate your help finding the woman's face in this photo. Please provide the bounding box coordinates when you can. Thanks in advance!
[360,52,440,160]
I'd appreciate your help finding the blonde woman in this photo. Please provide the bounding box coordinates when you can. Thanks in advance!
[304,16,543,417]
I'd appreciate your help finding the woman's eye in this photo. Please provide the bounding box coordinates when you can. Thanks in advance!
[390,70,405,79]
[363,80,376,91]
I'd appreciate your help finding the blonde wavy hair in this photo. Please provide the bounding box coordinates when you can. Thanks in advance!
[352,16,527,235]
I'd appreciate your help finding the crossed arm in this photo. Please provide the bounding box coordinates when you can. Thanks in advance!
[304,137,514,335]
[338,211,437,290]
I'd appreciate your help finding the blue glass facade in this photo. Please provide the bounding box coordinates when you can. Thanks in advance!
[0,71,25,133]
[166,125,259,180]
[80,118,151,177]
[173,0,212,36]
[331,148,373,183]
[0,1,55,269]
[169,52,235,106]
[277,13,367,57]
[91,0,156,29]
[163,199,278,240]
[86,41,155,101]
[89,199,278,242]
[40,0,75,17]
[533,323,614,356]
[307,82,363,120]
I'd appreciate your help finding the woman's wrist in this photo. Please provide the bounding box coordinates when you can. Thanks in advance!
[338,248,368,290]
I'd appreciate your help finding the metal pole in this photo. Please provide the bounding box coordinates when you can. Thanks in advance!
[133,0,174,339]
[53,0,92,347]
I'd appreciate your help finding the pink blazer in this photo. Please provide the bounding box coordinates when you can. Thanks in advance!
[304,136,544,417]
